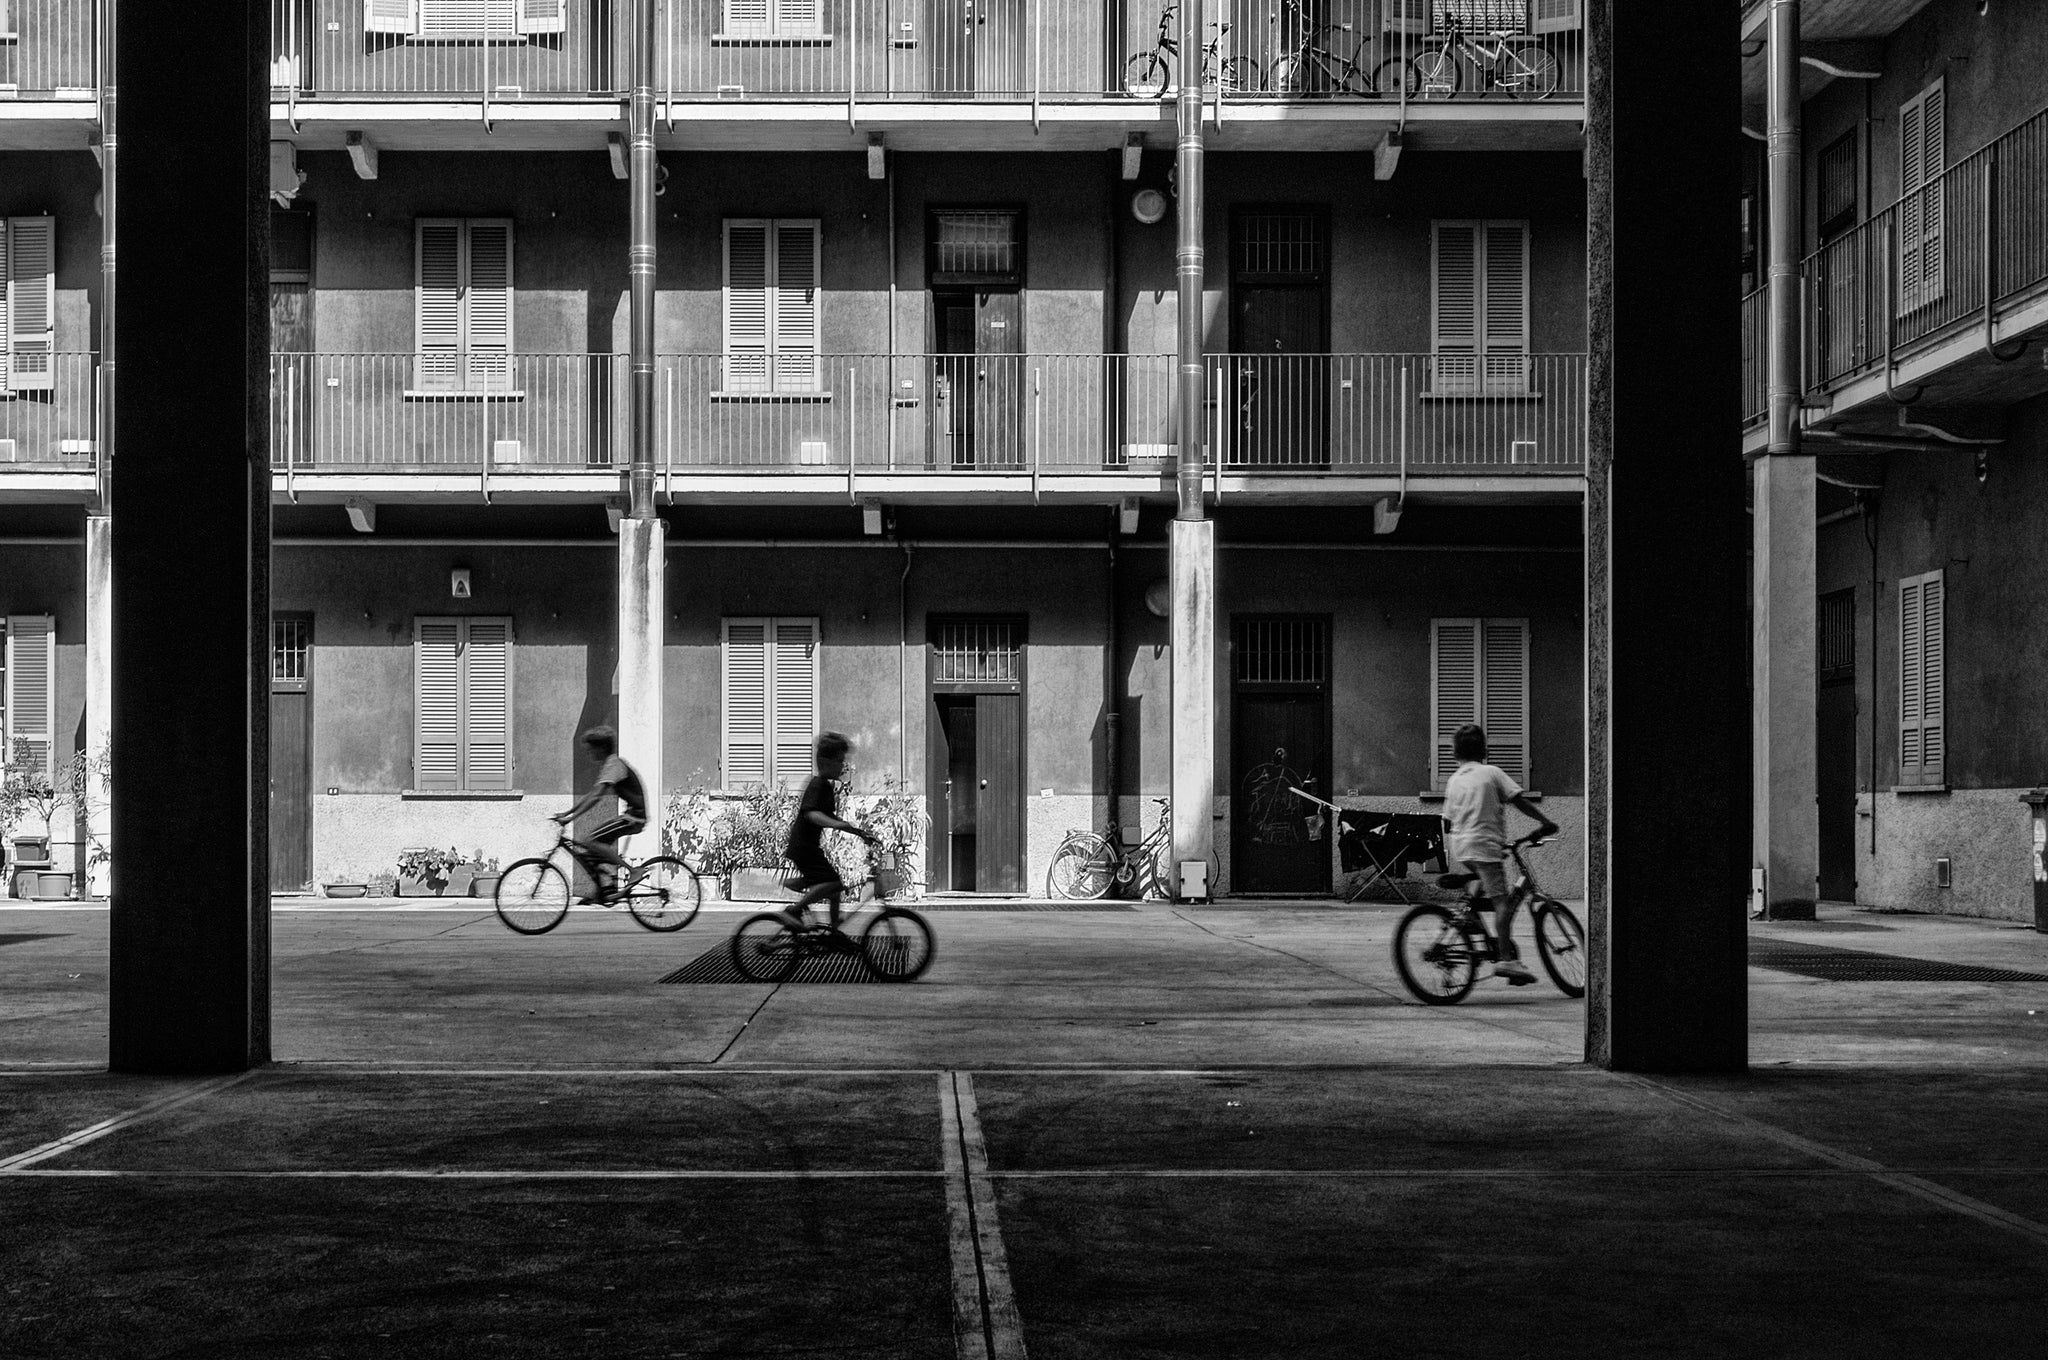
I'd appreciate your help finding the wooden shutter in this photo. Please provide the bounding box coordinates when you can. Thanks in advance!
[419,0,517,39]
[722,619,770,787]
[463,619,512,790]
[1531,0,1580,33]
[0,221,9,393]
[415,619,463,791]
[518,0,567,35]
[5,218,55,393]
[1899,571,1944,787]
[364,0,418,35]
[775,0,823,36]
[415,220,463,392]
[1431,619,1480,787]
[1480,619,1529,786]
[3,615,55,783]
[465,220,514,393]
[723,220,772,393]
[1432,224,1479,394]
[725,0,773,36]
[773,221,821,394]
[1482,223,1529,394]
[1899,81,1945,310]
[770,618,820,784]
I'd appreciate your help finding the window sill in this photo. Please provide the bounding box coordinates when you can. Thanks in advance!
[711,32,833,47]
[403,35,532,45]
[710,390,833,403]
[402,789,526,800]
[1891,784,1950,796]
[404,389,527,402]
[1421,390,1545,402]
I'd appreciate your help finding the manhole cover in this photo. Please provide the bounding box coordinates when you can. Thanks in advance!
[1747,935,2048,982]
[660,942,878,984]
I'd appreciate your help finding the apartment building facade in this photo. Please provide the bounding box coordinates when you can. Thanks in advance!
[1742,0,2048,920]
[1,0,1589,899]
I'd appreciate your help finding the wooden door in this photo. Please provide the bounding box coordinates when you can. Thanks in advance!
[974,290,1024,466]
[928,618,1026,893]
[270,208,314,468]
[1233,285,1328,467]
[269,616,312,891]
[936,697,979,891]
[1232,616,1331,894]
[1818,588,1857,903]
[974,692,1023,893]
[933,294,977,468]
[930,0,977,94]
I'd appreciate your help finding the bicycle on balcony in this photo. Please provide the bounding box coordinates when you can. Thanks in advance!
[1264,0,1411,98]
[1406,12,1560,100]
[1124,2,1259,99]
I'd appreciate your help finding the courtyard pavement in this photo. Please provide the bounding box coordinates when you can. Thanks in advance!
[2,899,2046,1356]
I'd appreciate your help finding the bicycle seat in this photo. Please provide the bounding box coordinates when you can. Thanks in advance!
[1437,871,1478,890]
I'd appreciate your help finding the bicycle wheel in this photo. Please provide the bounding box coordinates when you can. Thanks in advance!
[1216,55,1258,96]
[1393,905,1481,1004]
[1412,49,1460,99]
[1370,55,1416,98]
[861,907,936,982]
[1338,62,1375,99]
[1266,53,1306,95]
[1047,833,1115,900]
[730,911,803,983]
[1532,899,1587,998]
[495,858,571,935]
[624,856,699,933]
[1124,51,1171,99]
[1498,40,1559,98]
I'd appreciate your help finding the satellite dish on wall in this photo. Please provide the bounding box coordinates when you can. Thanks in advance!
[1144,578,1171,617]
[1131,188,1168,225]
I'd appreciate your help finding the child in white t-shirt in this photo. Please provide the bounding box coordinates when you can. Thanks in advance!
[1443,723,1559,984]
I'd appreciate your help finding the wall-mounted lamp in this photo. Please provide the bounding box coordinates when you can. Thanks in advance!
[867,132,886,181]
[450,568,472,600]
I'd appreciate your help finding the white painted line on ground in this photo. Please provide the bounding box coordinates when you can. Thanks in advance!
[939,1072,993,1360]
[1626,1075,2048,1250]
[954,1074,1028,1360]
[0,1072,255,1171]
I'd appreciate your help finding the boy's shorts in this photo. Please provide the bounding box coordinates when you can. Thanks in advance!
[784,849,843,893]
[1458,859,1510,903]
[589,816,646,846]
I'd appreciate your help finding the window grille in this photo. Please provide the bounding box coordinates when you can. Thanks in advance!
[1818,132,1858,242]
[1819,589,1854,681]
[1434,1,1525,34]
[1234,617,1329,686]
[931,211,1022,286]
[273,619,310,684]
[1235,213,1323,280]
[933,620,1021,684]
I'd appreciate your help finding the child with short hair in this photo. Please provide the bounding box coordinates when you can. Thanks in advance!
[1443,722,1560,984]
[784,731,878,934]
[554,725,646,903]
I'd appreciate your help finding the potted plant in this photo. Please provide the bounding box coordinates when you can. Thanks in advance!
[3,743,72,900]
[468,850,503,898]
[395,845,462,896]
[64,749,112,899]
[703,785,798,903]
[323,870,370,899]
[662,782,724,901]
[828,774,930,901]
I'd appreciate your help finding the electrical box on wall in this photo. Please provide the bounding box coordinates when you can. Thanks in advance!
[450,568,472,600]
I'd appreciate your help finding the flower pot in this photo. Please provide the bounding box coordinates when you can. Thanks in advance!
[324,883,369,899]
[729,867,797,903]
[470,873,503,898]
[398,875,450,897]
[32,872,73,900]
[693,872,725,902]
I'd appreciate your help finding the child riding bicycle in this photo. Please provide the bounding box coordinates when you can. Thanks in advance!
[552,725,646,904]
[1443,722,1559,984]
[784,732,880,939]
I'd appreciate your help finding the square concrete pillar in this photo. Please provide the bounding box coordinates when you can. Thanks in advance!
[617,516,666,854]
[84,514,113,898]
[1753,454,1818,917]
[1169,518,1216,890]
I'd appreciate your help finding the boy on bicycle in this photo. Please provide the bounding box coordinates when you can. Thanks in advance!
[785,731,879,935]
[1444,722,1559,985]
[553,724,646,904]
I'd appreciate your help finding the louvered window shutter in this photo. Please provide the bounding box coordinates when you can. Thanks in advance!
[415,620,463,791]
[518,0,567,34]
[1482,223,1529,394]
[415,220,463,392]
[0,221,9,393]
[463,619,513,790]
[364,0,418,35]
[419,0,516,39]
[1431,619,1480,788]
[776,0,823,36]
[1899,571,1944,787]
[770,619,820,785]
[5,217,54,393]
[465,220,514,393]
[773,222,821,394]
[1897,576,1923,785]
[1432,224,1479,395]
[3,614,55,783]
[723,221,772,393]
[1899,81,1945,310]
[725,0,773,37]
[722,619,770,787]
[1480,619,1529,786]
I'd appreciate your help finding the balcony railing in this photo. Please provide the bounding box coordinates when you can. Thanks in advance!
[1806,101,2048,388]
[263,351,1582,476]
[0,352,97,470]
[263,0,1584,105]
[1740,286,1765,427]
[0,0,99,99]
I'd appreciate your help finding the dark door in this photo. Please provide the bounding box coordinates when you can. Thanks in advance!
[270,208,314,468]
[932,289,1022,467]
[1818,588,1857,903]
[975,693,1023,893]
[1232,616,1331,894]
[928,618,1027,893]
[269,616,312,891]
[929,0,1022,95]
[937,697,979,890]
[1233,285,1328,467]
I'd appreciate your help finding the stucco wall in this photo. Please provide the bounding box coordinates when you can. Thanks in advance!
[0,542,87,880]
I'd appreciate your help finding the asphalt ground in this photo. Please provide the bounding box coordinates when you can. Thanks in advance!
[3,901,2047,1357]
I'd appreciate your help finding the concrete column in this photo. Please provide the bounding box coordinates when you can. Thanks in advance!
[1584,0,1749,1071]
[1169,518,1215,891]
[1754,0,1817,919]
[618,517,665,851]
[108,0,270,1071]
[84,514,112,898]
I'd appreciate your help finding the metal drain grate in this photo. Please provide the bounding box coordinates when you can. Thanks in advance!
[1747,935,2048,983]
[915,901,1139,912]
[659,942,878,985]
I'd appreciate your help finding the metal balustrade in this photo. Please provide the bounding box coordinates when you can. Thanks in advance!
[0,352,97,470]
[1807,101,2048,388]
[1740,286,1765,428]
[0,0,98,98]
[271,0,621,100]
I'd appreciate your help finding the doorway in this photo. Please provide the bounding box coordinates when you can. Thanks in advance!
[928,0,1023,96]
[929,208,1025,468]
[1818,588,1857,902]
[270,207,314,468]
[1230,210,1329,468]
[1231,617,1332,894]
[928,618,1026,894]
[269,615,313,891]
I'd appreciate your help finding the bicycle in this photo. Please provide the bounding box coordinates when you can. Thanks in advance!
[1407,14,1560,100]
[1391,832,1585,1004]
[1046,797,1172,900]
[493,820,699,936]
[1123,2,1258,99]
[1263,0,1407,99]
[728,848,936,983]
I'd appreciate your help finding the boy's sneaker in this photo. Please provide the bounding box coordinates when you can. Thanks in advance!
[1494,959,1538,985]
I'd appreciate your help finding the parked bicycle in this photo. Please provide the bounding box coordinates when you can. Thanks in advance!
[728,848,935,983]
[493,820,699,936]
[1264,0,1408,98]
[1392,832,1584,1004]
[1124,2,1259,98]
[1407,13,1560,100]
[1047,797,1173,900]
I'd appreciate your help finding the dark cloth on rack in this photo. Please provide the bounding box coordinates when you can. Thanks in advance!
[1337,811,1449,878]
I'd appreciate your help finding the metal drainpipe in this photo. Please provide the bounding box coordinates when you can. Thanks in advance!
[1764,0,1800,465]
[627,0,657,519]
[98,0,115,512]
[1174,0,1206,521]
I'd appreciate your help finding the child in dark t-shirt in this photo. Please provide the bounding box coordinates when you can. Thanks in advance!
[554,725,647,903]
[784,731,877,931]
